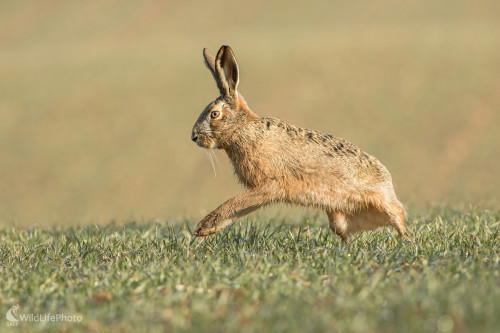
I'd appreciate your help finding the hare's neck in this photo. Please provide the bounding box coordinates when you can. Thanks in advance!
[224,140,250,161]
[222,96,261,187]
[236,94,259,119]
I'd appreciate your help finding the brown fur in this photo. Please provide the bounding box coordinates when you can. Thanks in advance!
[191,45,407,240]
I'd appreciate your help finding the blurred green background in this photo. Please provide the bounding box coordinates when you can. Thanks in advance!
[1,0,499,226]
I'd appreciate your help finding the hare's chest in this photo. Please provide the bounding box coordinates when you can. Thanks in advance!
[225,142,293,188]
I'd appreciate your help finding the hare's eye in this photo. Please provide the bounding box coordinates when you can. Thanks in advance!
[210,110,221,119]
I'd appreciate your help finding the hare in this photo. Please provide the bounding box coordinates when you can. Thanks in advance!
[191,45,407,241]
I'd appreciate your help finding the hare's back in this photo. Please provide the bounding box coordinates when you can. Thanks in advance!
[247,118,391,184]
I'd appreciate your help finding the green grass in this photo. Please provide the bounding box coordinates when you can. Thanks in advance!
[1,207,499,332]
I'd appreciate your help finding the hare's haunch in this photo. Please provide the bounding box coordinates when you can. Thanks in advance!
[191,45,406,241]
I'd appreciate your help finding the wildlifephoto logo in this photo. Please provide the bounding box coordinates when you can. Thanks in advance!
[6,304,82,327]
[5,304,19,326]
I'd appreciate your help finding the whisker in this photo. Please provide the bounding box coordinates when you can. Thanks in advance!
[204,149,217,177]
[211,148,222,172]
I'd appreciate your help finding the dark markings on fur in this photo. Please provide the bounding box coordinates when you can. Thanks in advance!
[326,152,335,158]
[261,118,370,164]
[286,126,298,137]
[359,152,373,165]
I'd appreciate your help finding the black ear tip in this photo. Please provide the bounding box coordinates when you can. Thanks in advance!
[219,45,232,52]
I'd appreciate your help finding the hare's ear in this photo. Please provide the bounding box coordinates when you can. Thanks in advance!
[215,45,239,101]
[203,48,221,92]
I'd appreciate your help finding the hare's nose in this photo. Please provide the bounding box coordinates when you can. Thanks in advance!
[191,132,198,142]
[191,128,199,142]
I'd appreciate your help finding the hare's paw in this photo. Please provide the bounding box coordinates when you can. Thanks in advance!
[194,214,219,237]
[194,224,216,237]
[194,212,234,237]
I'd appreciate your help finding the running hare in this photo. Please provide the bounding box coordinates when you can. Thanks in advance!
[191,45,407,240]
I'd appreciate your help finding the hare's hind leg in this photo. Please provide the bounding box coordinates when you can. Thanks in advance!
[194,185,278,237]
[381,200,407,237]
[327,202,407,241]
[327,208,385,241]
[326,210,349,241]
[348,202,407,237]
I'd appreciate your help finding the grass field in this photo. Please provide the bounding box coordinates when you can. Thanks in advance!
[1,207,498,332]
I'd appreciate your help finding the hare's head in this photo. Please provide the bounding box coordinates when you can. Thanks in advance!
[191,46,257,149]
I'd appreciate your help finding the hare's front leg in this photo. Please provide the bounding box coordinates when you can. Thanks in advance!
[194,185,278,237]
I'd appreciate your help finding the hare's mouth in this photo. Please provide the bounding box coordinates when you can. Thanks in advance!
[194,134,216,149]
